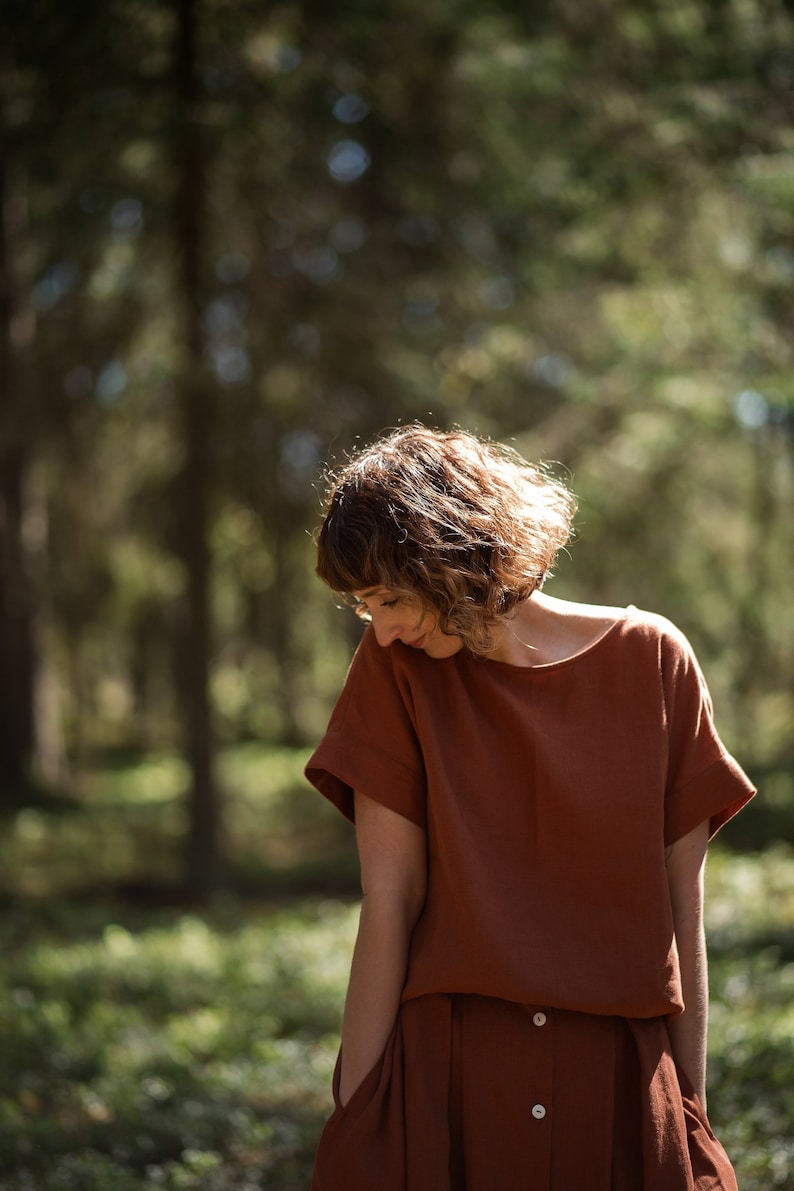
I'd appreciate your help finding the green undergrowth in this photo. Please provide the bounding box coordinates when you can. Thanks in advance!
[0,897,358,1191]
[0,748,792,1188]
[703,847,794,1188]
[0,852,791,1190]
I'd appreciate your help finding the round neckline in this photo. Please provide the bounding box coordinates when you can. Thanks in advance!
[467,605,634,674]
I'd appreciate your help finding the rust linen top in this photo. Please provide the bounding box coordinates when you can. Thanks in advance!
[305,606,755,1020]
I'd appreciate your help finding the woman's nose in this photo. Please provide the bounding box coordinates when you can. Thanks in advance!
[373,617,403,647]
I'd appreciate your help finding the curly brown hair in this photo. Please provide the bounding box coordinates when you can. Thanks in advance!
[315,424,577,654]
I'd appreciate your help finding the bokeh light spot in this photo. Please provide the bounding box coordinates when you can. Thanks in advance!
[733,390,769,430]
[214,347,251,385]
[327,140,371,183]
[110,197,143,239]
[332,93,370,124]
[95,361,128,405]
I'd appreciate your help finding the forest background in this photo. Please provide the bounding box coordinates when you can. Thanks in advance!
[1,0,793,1188]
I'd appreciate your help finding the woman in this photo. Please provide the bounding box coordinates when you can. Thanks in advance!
[305,424,754,1190]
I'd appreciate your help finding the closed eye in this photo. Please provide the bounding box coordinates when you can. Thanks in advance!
[347,591,403,619]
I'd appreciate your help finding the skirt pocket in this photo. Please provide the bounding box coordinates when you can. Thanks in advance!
[677,1069,739,1191]
[331,1046,387,1118]
[311,1020,407,1191]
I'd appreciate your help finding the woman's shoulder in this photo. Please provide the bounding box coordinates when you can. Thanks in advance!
[621,605,698,653]
[537,596,698,664]
[546,595,689,639]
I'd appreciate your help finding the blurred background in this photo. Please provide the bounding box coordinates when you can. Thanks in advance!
[1,1,793,1188]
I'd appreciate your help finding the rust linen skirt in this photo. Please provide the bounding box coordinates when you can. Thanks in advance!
[311,994,737,1191]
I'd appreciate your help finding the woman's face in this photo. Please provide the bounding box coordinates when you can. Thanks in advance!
[351,587,464,659]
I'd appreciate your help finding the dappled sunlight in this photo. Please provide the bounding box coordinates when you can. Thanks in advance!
[0,746,358,900]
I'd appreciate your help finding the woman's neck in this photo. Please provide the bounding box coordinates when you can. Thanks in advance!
[487,593,624,667]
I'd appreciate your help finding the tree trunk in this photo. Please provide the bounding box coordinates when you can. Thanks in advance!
[271,504,305,747]
[0,71,36,799]
[0,454,36,796]
[174,0,220,895]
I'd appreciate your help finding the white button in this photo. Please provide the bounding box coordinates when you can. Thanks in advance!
[533,1011,547,1027]
[532,1103,546,1120]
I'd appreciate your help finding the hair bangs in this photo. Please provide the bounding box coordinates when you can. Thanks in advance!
[316,490,405,597]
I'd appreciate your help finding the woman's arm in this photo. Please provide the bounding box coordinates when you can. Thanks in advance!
[665,818,710,1107]
[338,789,427,1107]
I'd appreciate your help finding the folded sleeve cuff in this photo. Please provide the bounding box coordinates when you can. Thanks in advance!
[664,753,756,846]
[305,730,427,828]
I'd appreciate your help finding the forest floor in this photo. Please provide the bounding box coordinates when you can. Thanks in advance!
[1,745,793,1190]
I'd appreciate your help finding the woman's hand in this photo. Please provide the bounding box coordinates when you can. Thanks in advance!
[338,790,427,1107]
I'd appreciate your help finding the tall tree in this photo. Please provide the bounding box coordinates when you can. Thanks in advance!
[174,0,220,894]
[0,61,36,799]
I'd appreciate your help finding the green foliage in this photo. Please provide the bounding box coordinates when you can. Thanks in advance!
[2,0,792,767]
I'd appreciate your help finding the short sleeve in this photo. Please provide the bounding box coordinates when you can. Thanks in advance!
[660,623,755,845]
[305,626,427,828]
